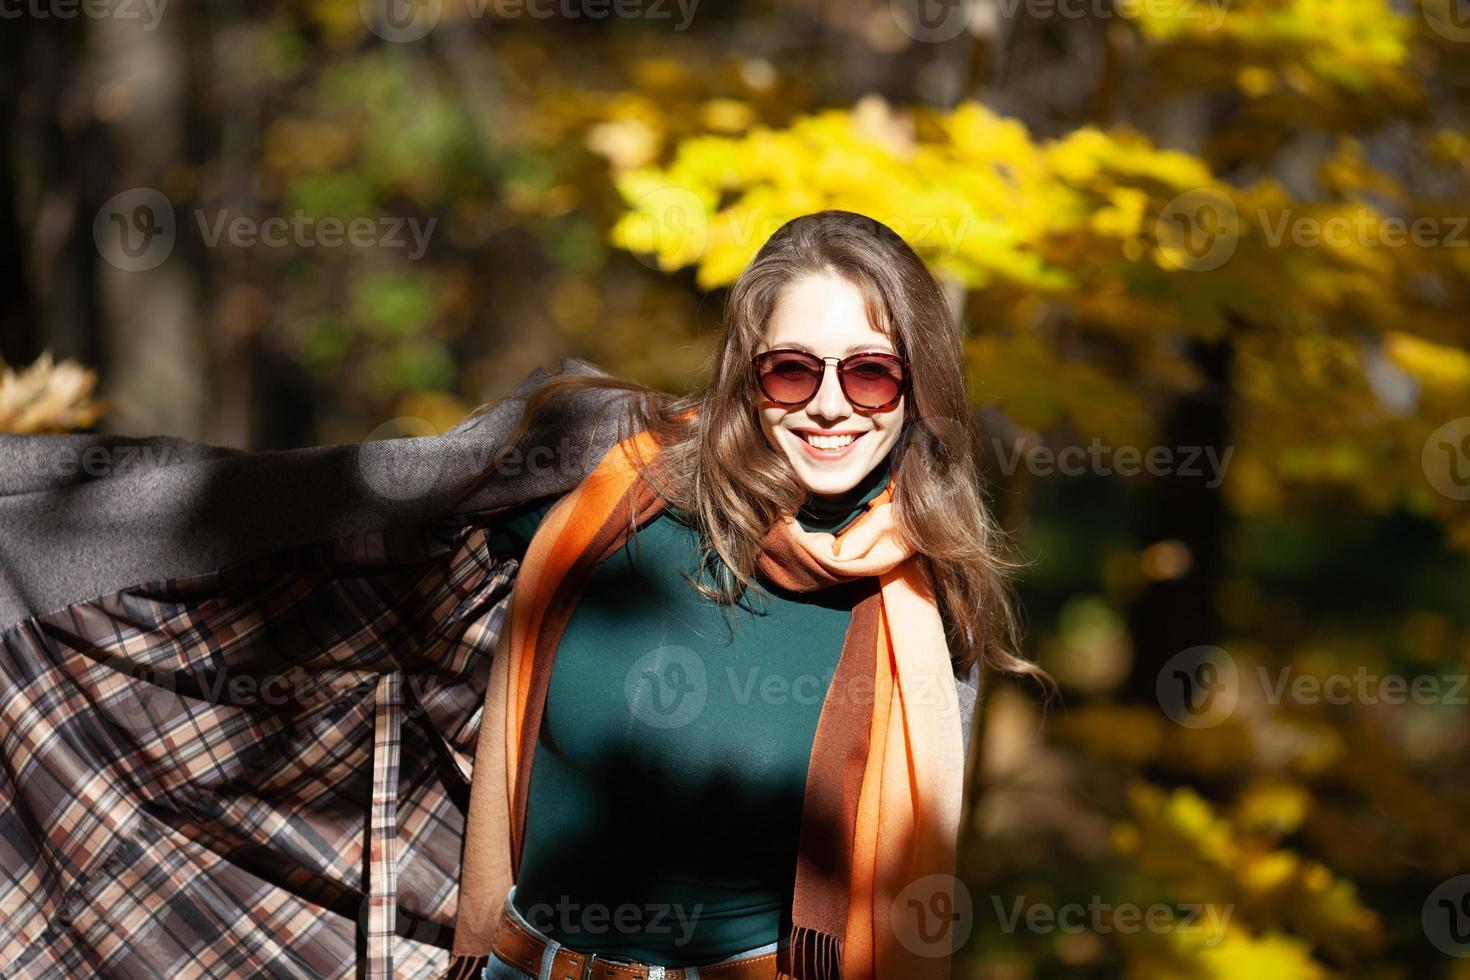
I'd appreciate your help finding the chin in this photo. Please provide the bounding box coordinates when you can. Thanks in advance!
[791,467,866,496]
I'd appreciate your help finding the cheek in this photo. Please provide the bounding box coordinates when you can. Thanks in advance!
[877,404,905,441]
[758,407,788,451]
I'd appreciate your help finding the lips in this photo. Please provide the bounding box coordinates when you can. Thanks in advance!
[789,428,867,459]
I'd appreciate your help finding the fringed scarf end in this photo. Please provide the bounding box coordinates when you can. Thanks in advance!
[437,953,489,980]
[775,925,843,980]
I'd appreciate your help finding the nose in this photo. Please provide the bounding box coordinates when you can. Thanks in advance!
[809,359,852,422]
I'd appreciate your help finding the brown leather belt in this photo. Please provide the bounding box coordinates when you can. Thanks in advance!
[490,901,778,980]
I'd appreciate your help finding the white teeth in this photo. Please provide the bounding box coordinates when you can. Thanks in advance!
[801,432,858,450]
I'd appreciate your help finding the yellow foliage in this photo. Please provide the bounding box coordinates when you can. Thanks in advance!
[1232,781,1311,836]
[1113,782,1382,967]
[611,99,1228,296]
[699,98,755,134]
[1384,331,1470,392]
[1187,929,1328,980]
[0,352,108,434]
[1122,0,1414,96]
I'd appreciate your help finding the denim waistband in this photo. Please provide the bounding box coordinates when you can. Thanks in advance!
[493,885,781,980]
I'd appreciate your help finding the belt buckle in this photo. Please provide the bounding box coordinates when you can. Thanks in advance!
[577,952,664,980]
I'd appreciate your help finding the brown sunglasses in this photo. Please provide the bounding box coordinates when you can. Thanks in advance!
[751,348,909,411]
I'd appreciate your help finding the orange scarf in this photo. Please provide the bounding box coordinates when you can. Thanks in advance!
[445,426,964,980]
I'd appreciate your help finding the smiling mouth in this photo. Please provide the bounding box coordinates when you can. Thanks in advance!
[794,430,866,452]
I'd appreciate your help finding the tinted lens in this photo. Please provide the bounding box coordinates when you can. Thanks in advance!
[841,355,904,408]
[756,351,823,404]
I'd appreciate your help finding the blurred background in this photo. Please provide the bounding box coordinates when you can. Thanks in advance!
[4,0,1470,976]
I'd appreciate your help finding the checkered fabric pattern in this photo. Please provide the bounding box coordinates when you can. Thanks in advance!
[1,513,516,979]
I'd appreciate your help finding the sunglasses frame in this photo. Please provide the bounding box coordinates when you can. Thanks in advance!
[750,348,910,412]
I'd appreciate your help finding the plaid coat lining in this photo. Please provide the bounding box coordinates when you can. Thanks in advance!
[1,513,516,979]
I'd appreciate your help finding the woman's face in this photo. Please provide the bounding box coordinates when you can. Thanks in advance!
[755,272,906,498]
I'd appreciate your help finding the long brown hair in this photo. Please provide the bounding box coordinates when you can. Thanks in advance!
[463,209,1044,687]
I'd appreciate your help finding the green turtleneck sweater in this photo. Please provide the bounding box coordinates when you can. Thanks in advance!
[484,454,893,966]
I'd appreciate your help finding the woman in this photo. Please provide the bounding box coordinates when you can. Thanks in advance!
[445,210,1044,980]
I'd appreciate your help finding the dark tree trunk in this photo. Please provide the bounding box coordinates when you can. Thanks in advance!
[0,26,36,367]
[1121,336,1233,704]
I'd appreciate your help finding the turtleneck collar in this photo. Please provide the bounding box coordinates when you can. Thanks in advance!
[794,450,894,535]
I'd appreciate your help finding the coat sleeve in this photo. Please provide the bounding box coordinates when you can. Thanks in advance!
[956,660,981,762]
[0,356,629,634]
